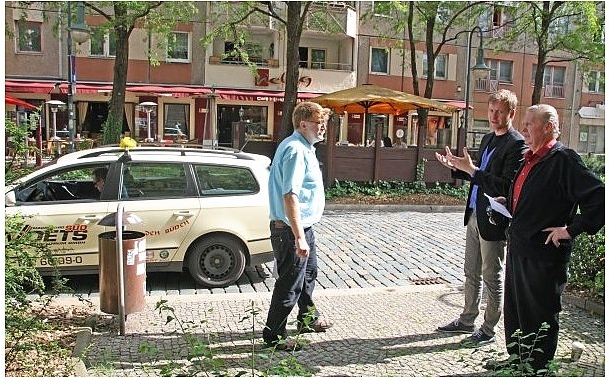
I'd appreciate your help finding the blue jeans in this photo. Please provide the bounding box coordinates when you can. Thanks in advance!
[263,223,319,344]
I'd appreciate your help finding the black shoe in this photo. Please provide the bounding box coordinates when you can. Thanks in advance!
[437,319,475,334]
[264,338,303,352]
[297,319,334,333]
[461,329,496,347]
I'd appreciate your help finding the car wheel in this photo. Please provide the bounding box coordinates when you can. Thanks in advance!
[187,235,246,288]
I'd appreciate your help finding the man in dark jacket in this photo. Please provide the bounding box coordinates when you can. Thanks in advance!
[500,104,605,373]
[435,89,527,346]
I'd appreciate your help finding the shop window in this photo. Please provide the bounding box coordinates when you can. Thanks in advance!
[16,21,41,52]
[217,105,269,147]
[163,104,190,140]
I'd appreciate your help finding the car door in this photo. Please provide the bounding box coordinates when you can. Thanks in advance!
[5,163,114,274]
[114,161,202,268]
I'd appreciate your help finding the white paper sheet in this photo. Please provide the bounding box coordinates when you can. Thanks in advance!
[484,193,512,218]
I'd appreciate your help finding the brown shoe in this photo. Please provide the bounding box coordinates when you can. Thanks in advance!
[298,319,334,333]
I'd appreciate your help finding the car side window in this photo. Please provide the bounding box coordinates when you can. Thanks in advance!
[123,162,188,199]
[194,165,259,196]
[15,164,111,203]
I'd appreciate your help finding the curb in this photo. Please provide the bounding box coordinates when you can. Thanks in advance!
[72,327,92,376]
[563,293,604,317]
[325,203,463,213]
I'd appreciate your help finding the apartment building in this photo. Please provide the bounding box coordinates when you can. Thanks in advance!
[5,1,604,159]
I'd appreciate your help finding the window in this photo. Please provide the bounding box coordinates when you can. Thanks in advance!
[587,71,605,93]
[90,27,116,57]
[311,49,326,69]
[371,48,388,74]
[15,164,111,203]
[224,41,263,64]
[163,104,190,139]
[487,59,513,83]
[532,65,566,98]
[372,1,392,16]
[423,54,447,79]
[124,163,188,199]
[167,32,190,62]
[578,125,605,154]
[299,46,326,69]
[16,21,41,52]
[194,165,259,196]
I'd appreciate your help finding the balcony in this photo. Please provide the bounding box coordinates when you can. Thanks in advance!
[303,3,356,35]
[475,79,499,92]
[544,84,565,99]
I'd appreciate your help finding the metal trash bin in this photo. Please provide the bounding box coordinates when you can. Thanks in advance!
[99,230,147,315]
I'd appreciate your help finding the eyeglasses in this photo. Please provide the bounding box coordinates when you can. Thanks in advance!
[485,205,497,225]
[305,120,327,127]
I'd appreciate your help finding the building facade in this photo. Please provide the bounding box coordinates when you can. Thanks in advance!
[5,1,605,163]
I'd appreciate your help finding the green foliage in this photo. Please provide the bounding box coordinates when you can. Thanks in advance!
[474,323,584,377]
[566,153,605,299]
[325,178,469,201]
[4,214,73,375]
[568,228,605,299]
[145,299,313,376]
[5,114,40,181]
[101,111,122,145]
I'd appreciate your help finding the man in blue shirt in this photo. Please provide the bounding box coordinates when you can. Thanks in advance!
[263,101,333,351]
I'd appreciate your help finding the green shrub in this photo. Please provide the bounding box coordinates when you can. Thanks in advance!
[568,227,605,299]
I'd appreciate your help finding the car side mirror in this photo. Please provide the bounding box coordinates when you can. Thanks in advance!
[5,191,16,207]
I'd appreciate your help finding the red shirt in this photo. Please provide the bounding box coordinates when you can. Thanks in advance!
[512,139,556,211]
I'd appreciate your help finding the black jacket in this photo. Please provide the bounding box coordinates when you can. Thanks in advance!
[506,142,605,262]
[452,128,527,241]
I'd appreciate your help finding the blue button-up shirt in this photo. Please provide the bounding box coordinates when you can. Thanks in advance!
[268,131,325,227]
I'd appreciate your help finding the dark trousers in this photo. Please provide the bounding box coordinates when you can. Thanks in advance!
[263,223,318,344]
[504,248,568,372]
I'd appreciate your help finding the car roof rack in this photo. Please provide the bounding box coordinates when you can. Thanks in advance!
[76,145,261,161]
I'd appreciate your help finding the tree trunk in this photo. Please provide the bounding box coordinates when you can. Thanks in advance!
[279,2,306,141]
[104,4,131,145]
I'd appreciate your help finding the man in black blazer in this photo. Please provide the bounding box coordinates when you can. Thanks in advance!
[435,89,527,346]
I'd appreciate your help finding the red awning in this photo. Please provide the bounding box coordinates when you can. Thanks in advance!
[215,88,322,102]
[5,94,37,109]
[126,84,211,97]
[6,80,322,101]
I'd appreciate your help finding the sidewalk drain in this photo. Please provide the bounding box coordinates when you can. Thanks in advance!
[411,277,447,285]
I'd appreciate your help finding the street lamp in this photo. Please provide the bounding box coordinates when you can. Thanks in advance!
[67,2,90,152]
[46,100,66,140]
[460,26,491,152]
[139,102,158,142]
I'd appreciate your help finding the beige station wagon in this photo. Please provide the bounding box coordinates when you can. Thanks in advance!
[5,146,273,288]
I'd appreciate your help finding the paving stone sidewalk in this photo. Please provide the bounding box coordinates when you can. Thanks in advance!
[76,285,605,377]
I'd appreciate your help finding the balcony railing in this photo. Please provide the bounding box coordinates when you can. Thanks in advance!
[544,84,565,98]
[475,79,499,92]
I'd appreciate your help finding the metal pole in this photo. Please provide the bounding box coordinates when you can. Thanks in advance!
[67,3,76,152]
[52,109,58,139]
[461,26,483,153]
[147,110,151,140]
[116,203,126,335]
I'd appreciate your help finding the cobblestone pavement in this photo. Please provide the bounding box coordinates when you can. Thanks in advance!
[79,285,604,377]
[55,208,605,377]
[64,208,468,297]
